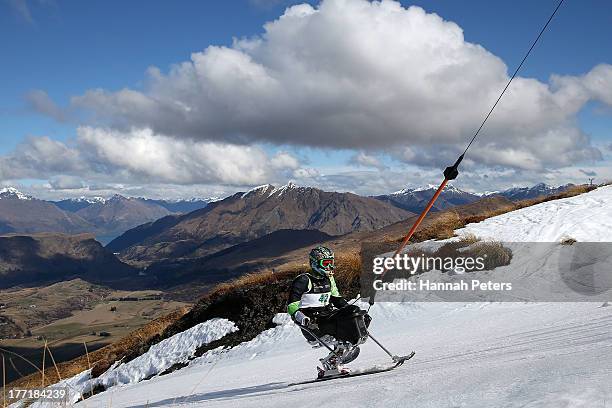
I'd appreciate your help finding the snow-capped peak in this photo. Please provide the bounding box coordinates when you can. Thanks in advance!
[241,184,274,199]
[0,187,32,200]
[413,184,439,192]
[241,182,301,199]
[391,184,464,196]
[269,181,299,196]
[70,196,107,204]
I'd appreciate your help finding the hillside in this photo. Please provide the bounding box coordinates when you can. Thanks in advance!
[110,183,413,265]
[375,184,480,212]
[0,188,94,235]
[142,229,334,291]
[12,184,610,408]
[0,233,137,288]
[73,195,172,238]
[0,188,213,243]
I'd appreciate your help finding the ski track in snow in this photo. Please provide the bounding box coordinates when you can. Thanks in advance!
[53,187,612,407]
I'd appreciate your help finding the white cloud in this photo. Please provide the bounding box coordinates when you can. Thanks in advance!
[0,128,304,188]
[0,136,85,180]
[7,0,612,199]
[65,0,609,171]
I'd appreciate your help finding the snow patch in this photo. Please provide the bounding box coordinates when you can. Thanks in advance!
[457,185,612,242]
[70,196,107,204]
[241,184,273,198]
[269,181,298,196]
[96,318,238,389]
[19,318,237,407]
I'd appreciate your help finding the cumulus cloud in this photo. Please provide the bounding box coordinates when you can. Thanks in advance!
[0,128,304,187]
[0,136,86,180]
[64,0,609,171]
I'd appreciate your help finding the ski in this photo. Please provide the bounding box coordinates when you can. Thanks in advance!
[288,351,415,386]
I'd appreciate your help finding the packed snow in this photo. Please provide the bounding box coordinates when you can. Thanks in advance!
[75,302,612,408]
[456,185,612,242]
[95,319,238,389]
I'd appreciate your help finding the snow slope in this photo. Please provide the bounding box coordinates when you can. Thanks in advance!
[77,303,612,408]
[39,187,612,407]
[457,185,612,242]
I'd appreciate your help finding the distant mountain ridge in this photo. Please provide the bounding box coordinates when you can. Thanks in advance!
[375,183,576,213]
[0,189,94,235]
[54,195,214,215]
[486,183,574,201]
[0,187,215,241]
[374,184,481,213]
[0,183,574,244]
[109,182,413,265]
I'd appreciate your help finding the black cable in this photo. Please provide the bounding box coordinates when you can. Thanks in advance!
[461,0,565,158]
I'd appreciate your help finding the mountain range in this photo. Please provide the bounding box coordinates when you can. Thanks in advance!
[0,183,573,246]
[374,184,481,213]
[485,182,575,201]
[0,188,93,236]
[109,183,413,265]
[0,187,214,243]
[374,182,575,213]
[0,182,581,291]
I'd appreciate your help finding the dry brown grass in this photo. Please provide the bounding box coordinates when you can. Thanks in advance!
[560,237,577,245]
[412,211,464,242]
[209,251,363,299]
[4,307,189,399]
[468,241,513,269]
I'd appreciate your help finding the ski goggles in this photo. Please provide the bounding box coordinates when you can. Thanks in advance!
[318,258,335,270]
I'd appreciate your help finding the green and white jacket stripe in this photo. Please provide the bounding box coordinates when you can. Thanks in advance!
[287,273,347,317]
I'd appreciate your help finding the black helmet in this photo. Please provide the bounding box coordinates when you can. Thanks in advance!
[309,246,335,277]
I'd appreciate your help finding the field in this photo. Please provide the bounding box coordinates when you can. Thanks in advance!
[0,280,189,384]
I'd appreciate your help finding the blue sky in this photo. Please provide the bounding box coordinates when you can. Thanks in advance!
[1,0,610,199]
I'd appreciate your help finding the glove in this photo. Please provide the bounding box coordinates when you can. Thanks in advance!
[294,311,313,327]
[293,310,317,329]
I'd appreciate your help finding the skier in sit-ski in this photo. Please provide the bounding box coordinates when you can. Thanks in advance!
[287,246,371,378]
